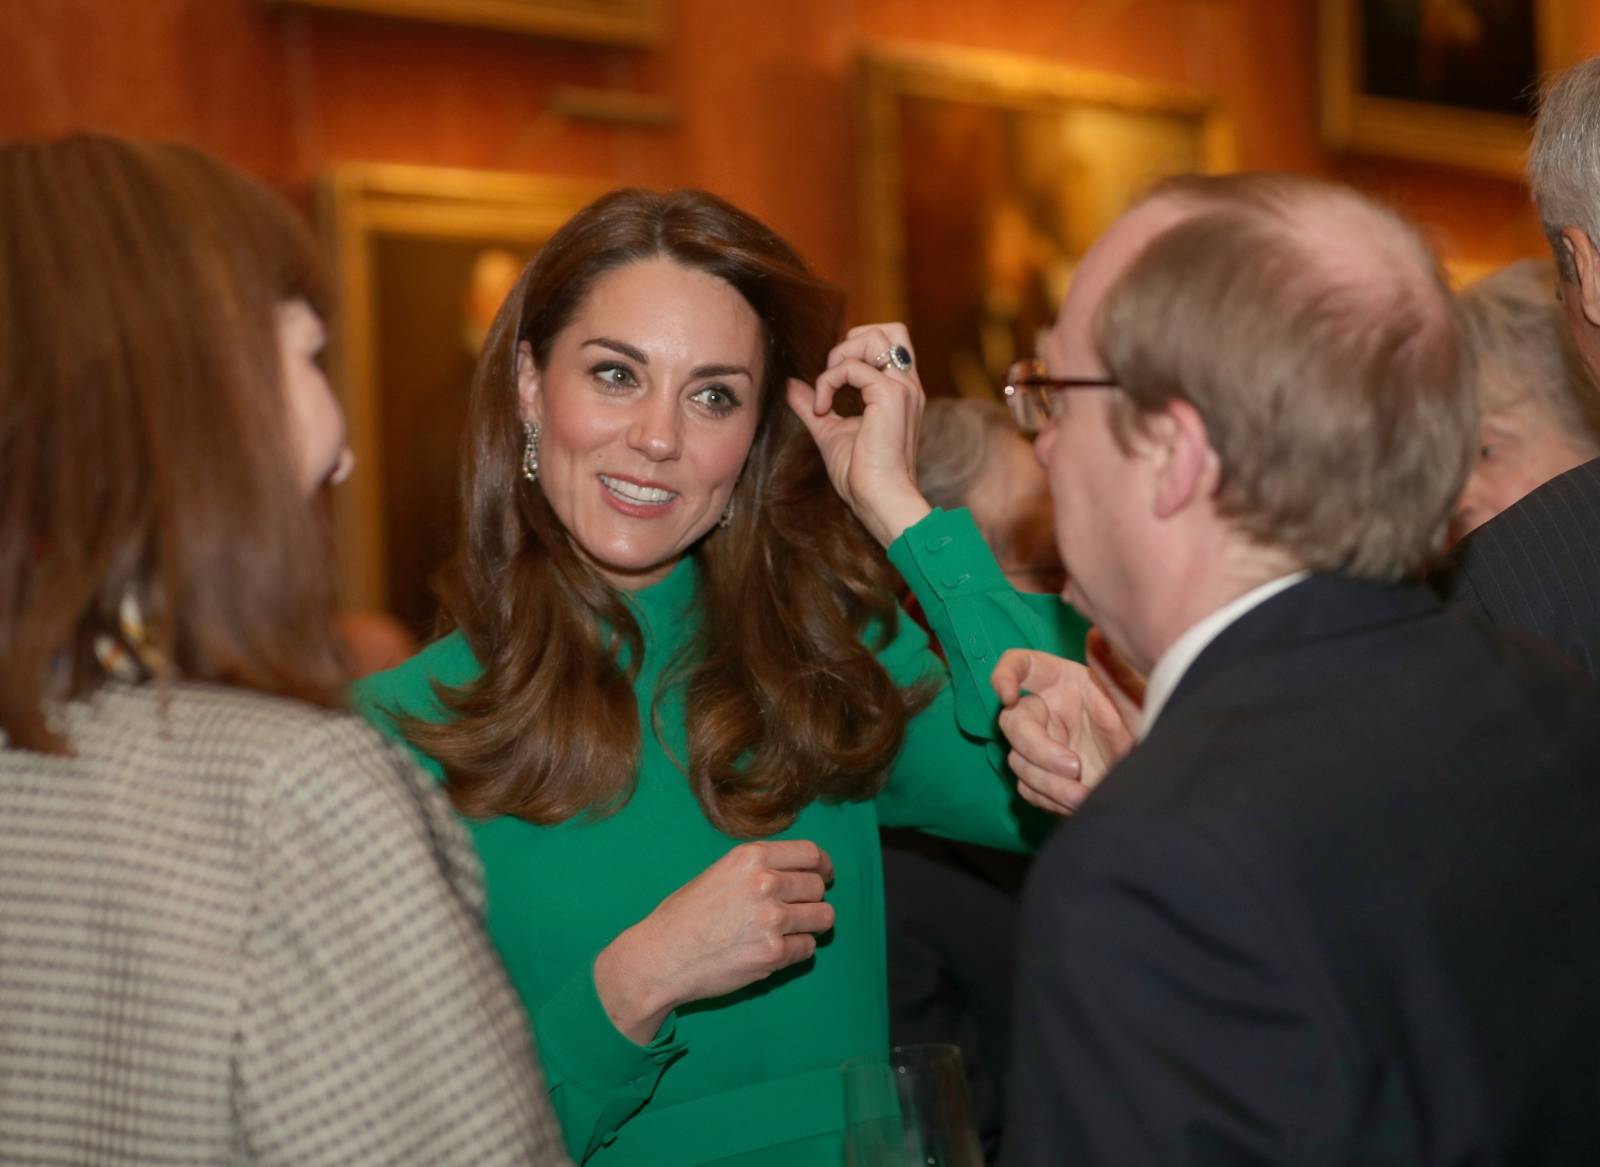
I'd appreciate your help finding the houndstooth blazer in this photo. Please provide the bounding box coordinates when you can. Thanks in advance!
[0,681,570,1165]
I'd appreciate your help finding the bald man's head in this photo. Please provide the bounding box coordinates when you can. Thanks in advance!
[1064,173,1473,579]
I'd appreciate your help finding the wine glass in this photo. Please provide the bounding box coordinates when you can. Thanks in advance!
[842,1042,984,1167]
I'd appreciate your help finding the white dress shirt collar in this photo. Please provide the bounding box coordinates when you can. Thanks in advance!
[1139,571,1310,739]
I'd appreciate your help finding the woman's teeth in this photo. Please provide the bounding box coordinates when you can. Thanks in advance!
[600,474,677,504]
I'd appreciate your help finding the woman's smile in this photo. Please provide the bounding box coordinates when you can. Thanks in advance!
[598,472,681,514]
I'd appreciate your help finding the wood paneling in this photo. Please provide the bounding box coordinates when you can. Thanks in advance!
[4,0,1584,302]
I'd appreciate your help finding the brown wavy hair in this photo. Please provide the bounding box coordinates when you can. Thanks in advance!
[0,134,345,754]
[404,188,927,838]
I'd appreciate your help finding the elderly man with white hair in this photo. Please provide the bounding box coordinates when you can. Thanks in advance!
[995,172,1600,1166]
[1451,257,1600,539]
[1447,57,1600,678]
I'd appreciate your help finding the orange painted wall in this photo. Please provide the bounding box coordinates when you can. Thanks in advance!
[3,0,1595,309]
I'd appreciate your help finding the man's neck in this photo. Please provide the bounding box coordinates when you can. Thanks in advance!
[1139,564,1310,737]
[1140,538,1306,670]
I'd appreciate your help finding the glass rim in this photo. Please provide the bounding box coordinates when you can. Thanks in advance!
[1002,358,1118,433]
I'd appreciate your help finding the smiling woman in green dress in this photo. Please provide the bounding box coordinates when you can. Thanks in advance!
[356,188,1082,1166]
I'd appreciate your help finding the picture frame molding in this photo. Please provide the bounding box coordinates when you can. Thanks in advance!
[1318,0,1581,176]
[262,0,667,47]
[855,42,1237,326]
[319,163,607,610]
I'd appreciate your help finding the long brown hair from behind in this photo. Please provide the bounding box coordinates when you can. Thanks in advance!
[0,134,347,754]
[407,188,929,839]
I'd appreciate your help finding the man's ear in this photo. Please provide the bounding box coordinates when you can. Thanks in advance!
[1559,228,1600,328]
[515,340,542,423]
[1143,399,1218,520]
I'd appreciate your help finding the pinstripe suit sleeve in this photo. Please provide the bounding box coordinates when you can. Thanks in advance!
[1447,456,1600,682]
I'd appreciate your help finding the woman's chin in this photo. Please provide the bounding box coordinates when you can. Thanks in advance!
[577,546,686,592]
[569,515,728,590]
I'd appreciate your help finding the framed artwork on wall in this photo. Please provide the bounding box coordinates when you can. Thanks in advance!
[263,0,666,46]
[1319,0,1580,175]
[319,164,604,630]
[856,44,1235,402]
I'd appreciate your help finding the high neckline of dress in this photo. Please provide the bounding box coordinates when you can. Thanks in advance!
[621,553,700,635]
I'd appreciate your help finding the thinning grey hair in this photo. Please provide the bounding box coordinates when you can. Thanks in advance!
[1098,173,1472,580]
[1459,257,1600,451]
[914,397,1013,511]
[1529,58,1600,278]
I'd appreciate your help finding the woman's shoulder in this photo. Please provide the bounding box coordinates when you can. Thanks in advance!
[47,680,418,804]
[65,680,355,752]
[352,630,480,726]
[165,683,455,841]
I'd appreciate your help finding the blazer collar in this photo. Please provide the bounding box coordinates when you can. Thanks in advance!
[1163,573,1442,719]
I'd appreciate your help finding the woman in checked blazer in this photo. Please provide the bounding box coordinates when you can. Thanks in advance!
[0,135,568,1166]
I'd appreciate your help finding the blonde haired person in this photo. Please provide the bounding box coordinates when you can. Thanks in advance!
[917,397,1067,595]
[1447,58,1600,680]
[1452,257,1600,538]
[0,135,568,1165]
[890,395,1090,1156]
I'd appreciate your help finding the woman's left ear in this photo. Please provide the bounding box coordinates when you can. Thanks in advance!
[515,340,542,423]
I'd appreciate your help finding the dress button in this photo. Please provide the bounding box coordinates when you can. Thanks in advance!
[942,572,971,589]
[924,534,953,553]
[966,635,989,661]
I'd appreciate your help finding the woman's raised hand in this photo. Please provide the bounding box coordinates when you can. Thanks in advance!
[592,840,835,1044]
[786,322,933,548]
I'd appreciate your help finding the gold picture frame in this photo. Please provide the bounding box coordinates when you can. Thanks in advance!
[1319,0,1579,176]
[264,0,666,47]
[320,164,605,624]
[857,44,1235,401]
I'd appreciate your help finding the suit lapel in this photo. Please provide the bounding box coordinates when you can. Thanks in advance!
[1163,574,1443,721]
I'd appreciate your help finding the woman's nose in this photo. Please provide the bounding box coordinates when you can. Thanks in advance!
[627,397,682,461]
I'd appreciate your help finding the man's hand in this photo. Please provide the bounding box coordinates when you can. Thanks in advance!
[992,645,1140,815]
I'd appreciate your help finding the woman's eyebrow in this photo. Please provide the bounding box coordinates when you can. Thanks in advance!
[582,337,649,363]
[581,337,752,380]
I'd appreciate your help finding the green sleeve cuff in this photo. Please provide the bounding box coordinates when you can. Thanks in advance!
[534,953,687,1098]
[888,507,1011,603]
[535,953,690,1159]
[889,507,1027,716]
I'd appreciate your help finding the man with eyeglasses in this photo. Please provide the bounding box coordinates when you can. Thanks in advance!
[996,173,1600,1166]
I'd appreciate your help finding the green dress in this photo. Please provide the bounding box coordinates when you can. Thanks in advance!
[356,507,1088,1166]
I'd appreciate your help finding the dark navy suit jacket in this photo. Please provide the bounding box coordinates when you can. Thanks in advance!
[1447,455,1600,681]
[1007,575,1600,1166]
